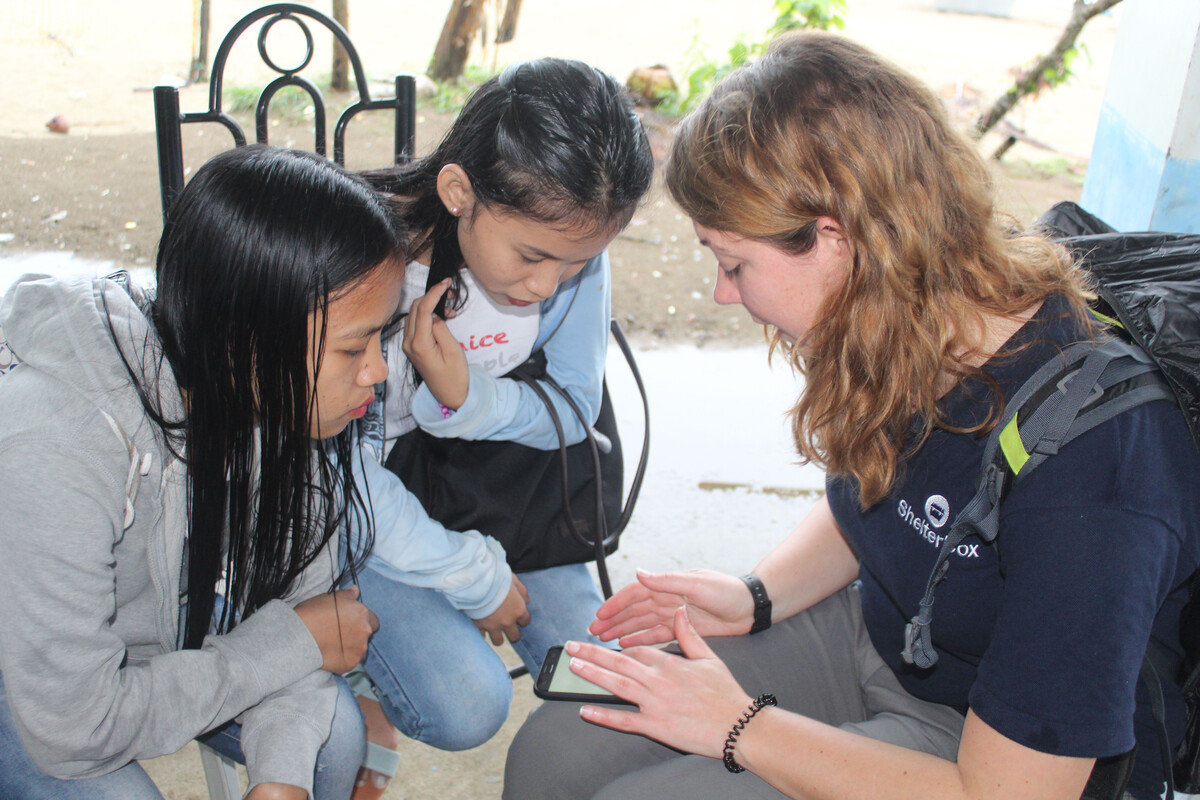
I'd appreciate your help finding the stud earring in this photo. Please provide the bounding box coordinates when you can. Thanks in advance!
[450,206,460,216]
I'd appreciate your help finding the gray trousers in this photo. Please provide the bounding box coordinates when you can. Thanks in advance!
[503,584,966,799]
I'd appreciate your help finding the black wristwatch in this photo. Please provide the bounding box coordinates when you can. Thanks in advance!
[740,573,772,634]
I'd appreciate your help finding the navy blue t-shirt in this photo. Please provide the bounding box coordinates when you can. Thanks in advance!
[827,296,1200,798]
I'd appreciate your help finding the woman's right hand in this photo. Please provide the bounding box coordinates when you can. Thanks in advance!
[294,586,380,674]
[589,568,755,646]
[403,278,470,411]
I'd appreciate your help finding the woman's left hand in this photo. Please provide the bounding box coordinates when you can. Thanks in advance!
[567,606,754,758]
[403,278,469,410]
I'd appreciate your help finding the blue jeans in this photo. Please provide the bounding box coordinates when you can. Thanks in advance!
[0,670,363,800]
[353,562,607,751]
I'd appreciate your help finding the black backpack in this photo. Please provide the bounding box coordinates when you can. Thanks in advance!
[901,202,1200,800]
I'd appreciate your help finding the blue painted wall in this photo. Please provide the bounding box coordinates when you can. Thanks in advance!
[1082,104,1163,231]
[1080,0,1200,234]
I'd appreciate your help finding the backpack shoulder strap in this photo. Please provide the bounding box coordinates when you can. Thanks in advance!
[902,337,1173,668]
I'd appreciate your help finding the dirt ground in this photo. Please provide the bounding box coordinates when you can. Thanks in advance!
[0,0,1118,797]
[0,0,1109,349]
[0,107,1090,350]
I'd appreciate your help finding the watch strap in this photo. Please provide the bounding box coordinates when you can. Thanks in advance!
[740,573,772,634]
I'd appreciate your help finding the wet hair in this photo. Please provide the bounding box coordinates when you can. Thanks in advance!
[666,31,1092,506]
[140,145,401,647]
[363,57,653,307]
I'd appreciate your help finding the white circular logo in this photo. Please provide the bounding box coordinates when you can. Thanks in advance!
[924,495,950,528]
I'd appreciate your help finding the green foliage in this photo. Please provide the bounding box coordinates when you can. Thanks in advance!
[662,37,756,114]
[1040,43,1090,91]
[768,0,847,35]
[664,0,848,115]
[423,64,493,113]
[1005,155,1086,185]
[224,82,326,122]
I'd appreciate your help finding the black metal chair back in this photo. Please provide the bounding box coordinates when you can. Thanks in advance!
[153,2,415,220]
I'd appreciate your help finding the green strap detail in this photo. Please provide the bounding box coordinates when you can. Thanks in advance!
[998,414,1030,475]
[1089,307,1124,330]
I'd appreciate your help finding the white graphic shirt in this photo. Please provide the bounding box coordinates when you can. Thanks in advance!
[381,262,540,449]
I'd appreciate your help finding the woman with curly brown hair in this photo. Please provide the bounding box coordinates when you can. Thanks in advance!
[503,31,1200,800]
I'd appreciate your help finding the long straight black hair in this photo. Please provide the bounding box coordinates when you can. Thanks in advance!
[140,146,401,648]
[363,58,653,307]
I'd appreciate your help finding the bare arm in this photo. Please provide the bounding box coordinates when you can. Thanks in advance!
[590,496,858,646]
[735,706,1093,800]
[571,609,1094,800]
[752,495,859,622]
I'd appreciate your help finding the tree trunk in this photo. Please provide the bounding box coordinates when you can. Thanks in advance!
[973,0,1123,140]
[331,0,350,92]
[188,0,211,84]
[429,0,486,82]
[496,0,523,44]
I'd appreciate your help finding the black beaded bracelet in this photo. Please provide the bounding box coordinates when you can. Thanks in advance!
[722,693,778,773]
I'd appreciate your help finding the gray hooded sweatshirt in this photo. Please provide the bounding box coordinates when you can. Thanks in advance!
[0,274,342,795]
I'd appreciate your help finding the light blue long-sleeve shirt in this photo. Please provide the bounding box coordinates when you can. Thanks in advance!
[355,253,611,618]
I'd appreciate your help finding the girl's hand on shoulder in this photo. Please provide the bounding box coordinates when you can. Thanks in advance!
[571,606,754,758]
[403,279,469,410]
[589,568,756,646]
[474,574,531,645]
[294,585,380,674]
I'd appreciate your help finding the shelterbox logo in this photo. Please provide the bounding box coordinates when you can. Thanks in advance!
[897,495,978,557]
[924,495,949,528]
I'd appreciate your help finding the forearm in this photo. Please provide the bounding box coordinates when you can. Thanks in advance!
[735,708,964,800]
[733,709,1092,800]
[0,444,324,775]
[753,497,859,622]
[240,670,339,797]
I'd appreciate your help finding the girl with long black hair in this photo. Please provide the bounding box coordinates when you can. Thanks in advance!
[0,145,400,800]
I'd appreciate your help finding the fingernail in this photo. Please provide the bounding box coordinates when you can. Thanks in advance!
[565,640,579,654]
[636,568,649,577]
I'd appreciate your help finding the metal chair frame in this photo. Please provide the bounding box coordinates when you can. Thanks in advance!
[153,2,415,220]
